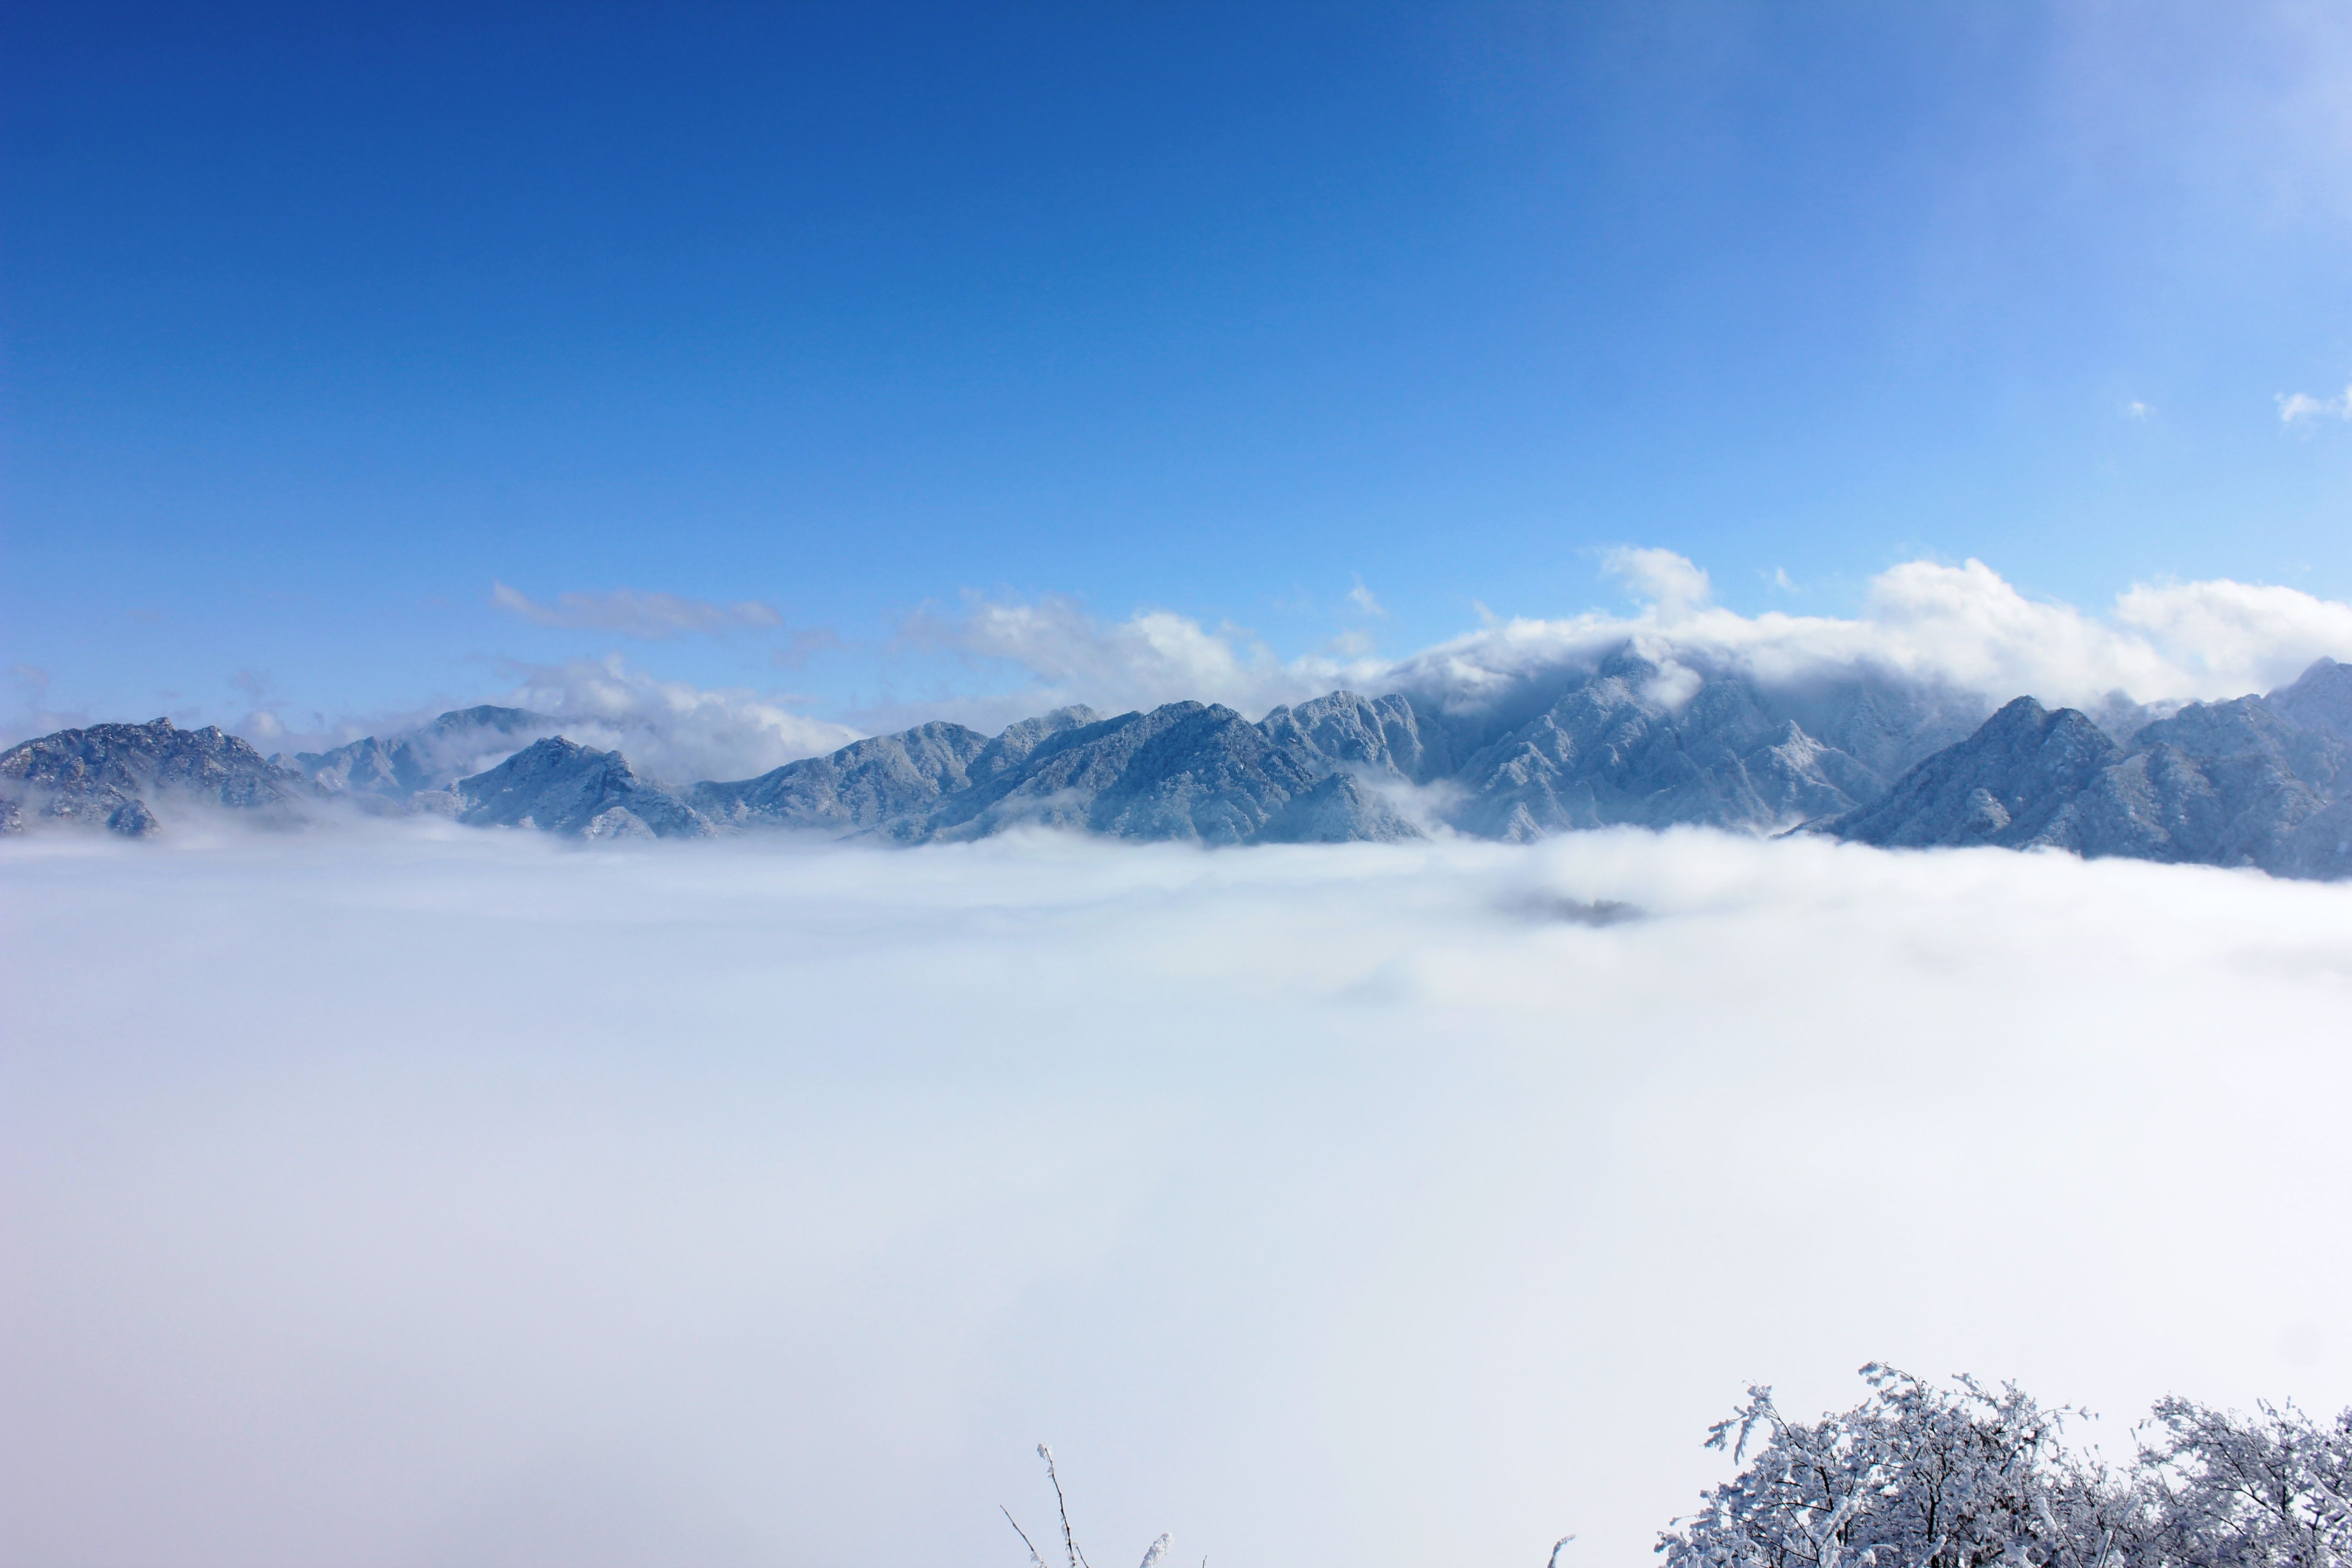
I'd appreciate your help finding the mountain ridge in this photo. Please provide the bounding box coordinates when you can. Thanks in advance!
[7,651,2347,879]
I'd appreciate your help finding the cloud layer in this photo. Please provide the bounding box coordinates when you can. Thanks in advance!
[4,825,2347,1568]
[907,555,2352,730]
[16,554,2348,785]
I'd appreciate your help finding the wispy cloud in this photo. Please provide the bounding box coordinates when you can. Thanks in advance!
[2277,383,2352,423]
[490,582,787,639]
[1346,575,1387,617]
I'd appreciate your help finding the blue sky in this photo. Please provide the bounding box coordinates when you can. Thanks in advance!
[6,0,2352,740]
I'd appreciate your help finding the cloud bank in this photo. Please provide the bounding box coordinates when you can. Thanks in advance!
[18,554,2347,784]
[907,555,2352,730]
[4,826,2347,1568]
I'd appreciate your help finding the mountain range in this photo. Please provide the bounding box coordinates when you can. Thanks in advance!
[5,648,2347,880]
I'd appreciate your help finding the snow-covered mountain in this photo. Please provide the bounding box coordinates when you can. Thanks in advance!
[7,651,2348,879]
[0,718,307,836]
[280,705,563,801]
[1812,657,2352,879]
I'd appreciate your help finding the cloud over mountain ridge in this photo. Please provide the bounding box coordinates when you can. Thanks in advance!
[8,555,2352,878]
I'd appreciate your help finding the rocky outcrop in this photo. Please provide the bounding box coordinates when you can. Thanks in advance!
[0,718,309,836]
[451,736,711,839]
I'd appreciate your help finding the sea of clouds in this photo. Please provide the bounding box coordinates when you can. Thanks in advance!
[4,821,2348,1568]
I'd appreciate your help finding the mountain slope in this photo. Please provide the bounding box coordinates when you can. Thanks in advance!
[285,706,561,800]
[11,646,2348,873]
[1815,658,2352,878]
[1447,651,1894,841]
[452,737,712,839]
[1,719,309,836]
[1818,697,2123,849]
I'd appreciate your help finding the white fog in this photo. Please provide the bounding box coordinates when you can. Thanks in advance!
[4,824,2346,1568]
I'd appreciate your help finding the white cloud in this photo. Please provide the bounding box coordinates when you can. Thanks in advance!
[51,554,2352,775]
[900,591,1391,722]
[1346,575,1387,617]
[252,657,864,785]
[2278,384,2352,423]
[1602,544,1715,619]
[894,553,2352,731]
[2127,400,2150,419]
[496,654,862,783]
[1386,552,2352,712]
[5,827,2348,1567]
[490,582,787,639]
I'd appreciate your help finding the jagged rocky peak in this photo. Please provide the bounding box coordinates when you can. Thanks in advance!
[1815,676,2352,879]
[2269,656,2352,743]
[915,701,1290,843]
[1819,697,2123,849]
[452,735,711,840]
[1258,691,1455,784]
[287,705,560,799]
[690,718,997,831]
[0,716,308,837]
[9,640,2347,875]
[1439,649,1913,842]
[969,704,1102,783]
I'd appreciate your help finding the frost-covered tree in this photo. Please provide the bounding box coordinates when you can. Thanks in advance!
[1656,1370,2352,1568]
[1656,1365,2135,1568]
[2135,1398,2352,1568]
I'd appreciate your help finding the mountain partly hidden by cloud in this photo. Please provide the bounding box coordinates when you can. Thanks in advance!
[8,554,2352,877]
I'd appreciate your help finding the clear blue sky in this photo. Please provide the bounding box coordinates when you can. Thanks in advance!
[6,1,2351,733]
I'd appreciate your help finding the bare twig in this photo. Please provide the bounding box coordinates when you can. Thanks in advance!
[1548,1534,1577,1568]
[1038,1443,1093,1568]
[1003,1505,1049,1568]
